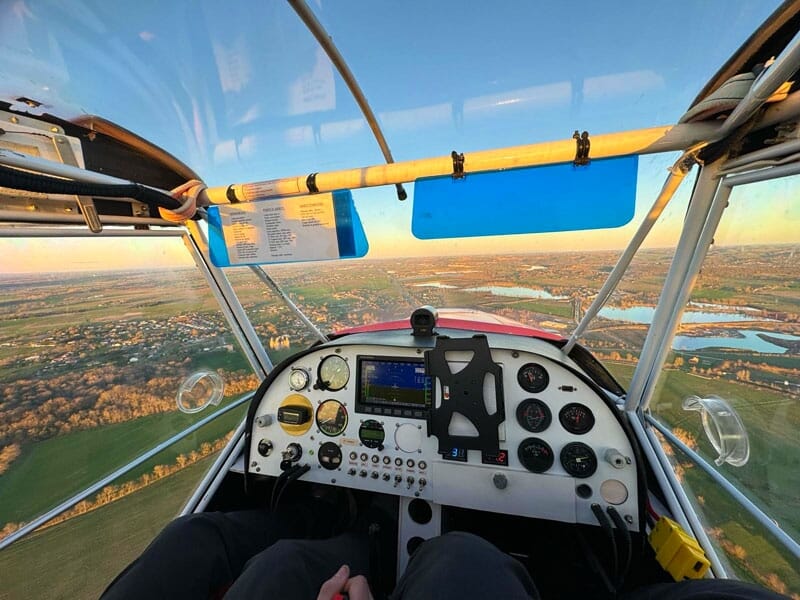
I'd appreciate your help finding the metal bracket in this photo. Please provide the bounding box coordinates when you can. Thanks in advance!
[573,130,591,166]
[451,151,465,179]
[306,172,319,193]
[426,335,505,455]
[51,135,102,232]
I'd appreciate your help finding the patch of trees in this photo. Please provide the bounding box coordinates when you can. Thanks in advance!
[0,369,258,446]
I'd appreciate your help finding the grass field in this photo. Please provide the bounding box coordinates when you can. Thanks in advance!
[0,399,246,527]
[0,456,215,600]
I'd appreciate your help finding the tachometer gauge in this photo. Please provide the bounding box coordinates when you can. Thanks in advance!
[560,442,597,478]
[288,368,309,391]
[517,363,549,393]
[516,399,552,433]
[316,399,348,436]
[558,403,595,435]
[517,437,554,473]
[317,355,350,391]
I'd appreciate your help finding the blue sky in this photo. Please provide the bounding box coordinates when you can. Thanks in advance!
[0,0,792,270]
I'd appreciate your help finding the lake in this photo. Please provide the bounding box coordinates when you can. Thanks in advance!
[465,285,566,300]
[598,306,764,324]
[672,330,800,354]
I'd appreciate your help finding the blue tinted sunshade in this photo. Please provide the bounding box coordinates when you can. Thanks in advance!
[411,155,638,239]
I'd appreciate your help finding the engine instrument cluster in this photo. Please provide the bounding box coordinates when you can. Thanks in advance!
[248,329,640,531]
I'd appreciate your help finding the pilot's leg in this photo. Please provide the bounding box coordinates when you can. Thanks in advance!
[391,531,540,600]
[100,509,307,600]
[223,532,370,600]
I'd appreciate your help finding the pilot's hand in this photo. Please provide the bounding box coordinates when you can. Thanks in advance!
[317,564,374,600]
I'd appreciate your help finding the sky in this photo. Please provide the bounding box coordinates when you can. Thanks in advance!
[0,0,794,273]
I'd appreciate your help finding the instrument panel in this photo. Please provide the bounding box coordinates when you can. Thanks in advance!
[248,330,640,531]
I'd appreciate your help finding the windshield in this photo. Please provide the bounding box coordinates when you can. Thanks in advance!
[1,2,798,598]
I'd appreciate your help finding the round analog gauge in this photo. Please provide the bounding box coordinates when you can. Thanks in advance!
[316,399,348,436]
[516,399,552,433]
[358,419,385,450]
[318,441,343,470]
[318,355,350,391]
[559,403,595,435]
[560,442,597,478]
[517,437,555,473]
[517,363,549,393]
[288,368,309,391]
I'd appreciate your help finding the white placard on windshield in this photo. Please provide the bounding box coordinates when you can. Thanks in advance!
[215,193,339,265]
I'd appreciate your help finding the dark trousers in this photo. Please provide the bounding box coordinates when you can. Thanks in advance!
[101,510,790,600]
[100,511,537,599]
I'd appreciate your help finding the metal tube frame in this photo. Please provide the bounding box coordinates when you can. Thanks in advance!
[564,153,696,355]
[648,416,800,563]
[627,414,729,577]
[624,161,725,411]
[249,265,328,344]
[183,222,273,380]
[642,423,730,577]
[0,393,252,551]
[0,211,173,227]
[720,139,800,172]
[722,160,800,186]
[715,29,800,139]
[0,226,182,238]
[181,419,248,514]
[618,148,800,572]
[637,178,734,412]
[200,90,800,205]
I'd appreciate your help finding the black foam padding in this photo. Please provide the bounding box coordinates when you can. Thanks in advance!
[426,335,505,454]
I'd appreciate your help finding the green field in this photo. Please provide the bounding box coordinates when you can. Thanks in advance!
[0,399,246,527]
[0,456,215,600]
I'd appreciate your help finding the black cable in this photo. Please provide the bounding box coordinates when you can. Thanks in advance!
[574,526,616,597]
[591,503,619,595]
[607,506,632,590]
[0,163,181,210]
[270,469,292,512]
[273,464,310,510]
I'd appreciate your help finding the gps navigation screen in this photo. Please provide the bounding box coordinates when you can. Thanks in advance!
[357,357,431,413]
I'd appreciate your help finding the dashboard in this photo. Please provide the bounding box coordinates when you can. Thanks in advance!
[246,328,640,532]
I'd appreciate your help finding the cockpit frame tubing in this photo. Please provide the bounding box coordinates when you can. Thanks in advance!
[183,221,273,380]
[180,419,247,515]
[563,152,697,355]
[202,90,800,205]
[713,27,800,142]
[626,412,729,577]
[624,161,726,411]
[631,158,800,414]
[248,264,328,344]
[287,0,405,202]
[648,415,800,563]
[624,155,800,574]
[636,416,730,577]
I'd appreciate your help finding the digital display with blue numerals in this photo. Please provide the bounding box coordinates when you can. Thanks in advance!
[442,447,468,462]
